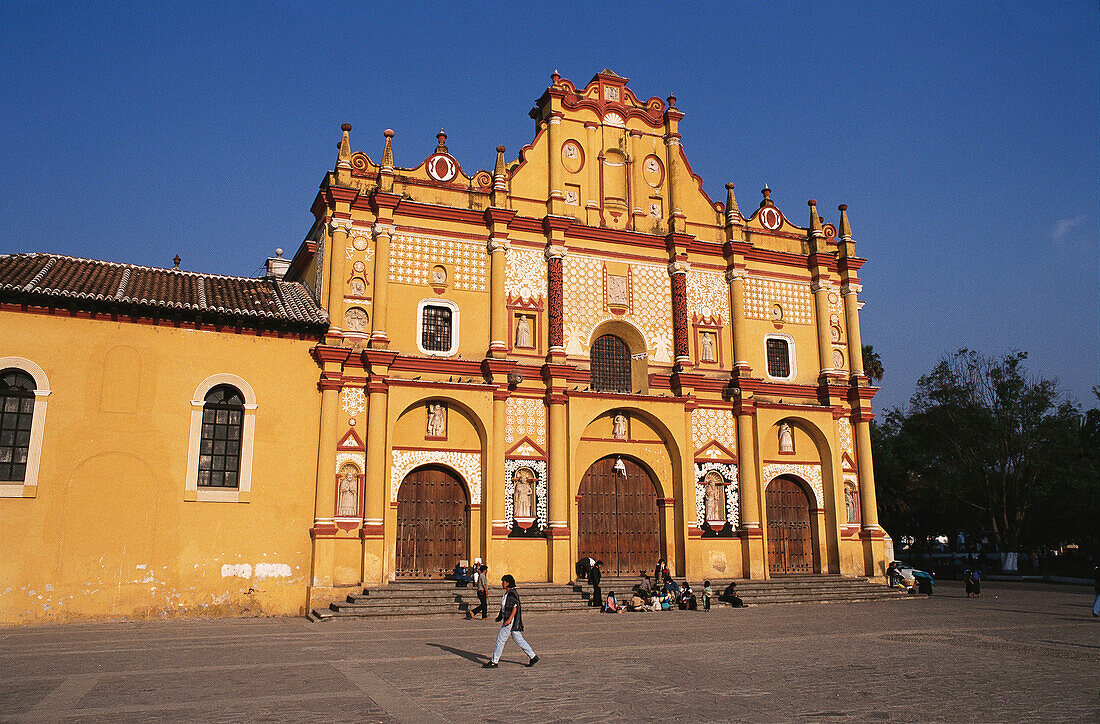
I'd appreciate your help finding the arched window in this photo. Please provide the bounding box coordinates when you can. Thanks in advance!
[591,334,631,393]
[198,385,245,488]
[0,369,36,482]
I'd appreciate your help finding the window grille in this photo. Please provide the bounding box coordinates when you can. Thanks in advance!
[0,369,35,482]
[198,384,244,488]
[590,334,631,393]
[766,338,791,378]
[421,305,453,353]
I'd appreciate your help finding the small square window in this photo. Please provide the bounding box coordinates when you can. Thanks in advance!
[766,338,791,379]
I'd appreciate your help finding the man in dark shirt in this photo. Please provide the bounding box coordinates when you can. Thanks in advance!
[589,560,603,608]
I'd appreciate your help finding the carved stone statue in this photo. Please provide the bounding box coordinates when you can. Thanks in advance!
[427,402,447,437]
[700,332,715,362]
[612,412,627,440]
[515,315,532,348]
[778,422,794,454]
[845,485,857,523]
[513,467,535,520]
[337,463,359,517]
[607,275,629,306]
[704,471,725,522]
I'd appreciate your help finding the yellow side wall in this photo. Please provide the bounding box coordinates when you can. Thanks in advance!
[0,312,320,625]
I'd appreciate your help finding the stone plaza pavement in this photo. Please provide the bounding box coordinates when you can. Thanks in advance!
[1,581,1097,723]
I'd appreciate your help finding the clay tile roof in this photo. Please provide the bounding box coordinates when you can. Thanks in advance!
[0,253,328,333]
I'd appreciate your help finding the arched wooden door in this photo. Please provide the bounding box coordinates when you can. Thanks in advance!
[577,456,660,577]
[395,465,468,578]
[765,476,815,574]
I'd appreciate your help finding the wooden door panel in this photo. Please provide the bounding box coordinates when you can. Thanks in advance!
[396,466,468,578]
[578,457,660,577]
[765,477,814,574]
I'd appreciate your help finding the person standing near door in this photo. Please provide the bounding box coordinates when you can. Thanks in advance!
[470,562,489,619]
[483,575,538,668]
[589,560,603,608]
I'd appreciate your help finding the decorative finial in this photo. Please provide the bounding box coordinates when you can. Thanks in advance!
[275,248,283,258]
[493,145,507,193]
[551,69,560,83]
[725,183,741,226]
[838,204,852,239]
[435,129,448,153]
[667,92,677,109]
[337,123,352,166]
[760,185,772,207]
[172,254,181,270]
[808,199,822,235]
[381,129,394,169]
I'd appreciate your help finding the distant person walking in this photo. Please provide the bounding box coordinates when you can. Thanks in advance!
[471,562,489,619]
[1092,564,1099,617]
[483,575,538,668]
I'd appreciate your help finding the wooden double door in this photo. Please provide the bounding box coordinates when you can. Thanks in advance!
[577,456,661,577]
[395,465,468,578]
[765,476,815,574]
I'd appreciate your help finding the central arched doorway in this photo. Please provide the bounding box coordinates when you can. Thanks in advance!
[395,465,469,578]
[765,476,815,574]
[577,456,660,577]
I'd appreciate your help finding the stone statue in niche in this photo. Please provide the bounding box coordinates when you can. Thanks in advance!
[845,485,858,523]
[778,422,794,454]
[612,412,628,440]
[344,307,368,332]
[607,275,629,306]
[337,463,359,517]
[703,471,725,522]
[515,315,532,348]
[426,402,447,437]
[700,332,715,362]
[512,467,535,520]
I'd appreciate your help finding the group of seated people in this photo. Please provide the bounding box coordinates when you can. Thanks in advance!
[602,573,745,612]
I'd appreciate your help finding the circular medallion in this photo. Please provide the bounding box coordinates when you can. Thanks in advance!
[560,141,584,174]
[833,349,846,369]
[344,307,369,332]
[828,292,839,304]
[431,265,447,285]
[642,155,664,187]
[351,235,369,251]
[759,206,783,230]
[830,326,841,342]
[426,153,457,182]
[352,260,365,273]
[770,304,783,321]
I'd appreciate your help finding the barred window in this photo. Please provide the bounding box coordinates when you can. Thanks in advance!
[591,334,631,393]
[766,338,791,379]
[0,369,35,482]
[198,385,244,488]
[421,305,453,353]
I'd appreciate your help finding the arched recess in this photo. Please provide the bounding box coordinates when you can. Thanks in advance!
[390,395,487,506]
[394,464,470,578]
[759,414,841,574]
[0,356,51,497]
[764,474,819,574]
[577,454,661,577]
[588,319,649,394]
[184,372,258,503]
[572,405,685,575]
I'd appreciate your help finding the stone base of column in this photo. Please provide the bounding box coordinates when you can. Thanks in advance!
[546,525,571,583]
[360,536,386,584]
[740,524,766,579]
[860,529,888,579]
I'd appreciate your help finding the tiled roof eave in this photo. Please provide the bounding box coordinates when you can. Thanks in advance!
[0,287,329,334]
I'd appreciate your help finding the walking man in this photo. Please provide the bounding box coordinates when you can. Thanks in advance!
[471,562,489,619]
[589,560,603,608]
[483,574,538,668]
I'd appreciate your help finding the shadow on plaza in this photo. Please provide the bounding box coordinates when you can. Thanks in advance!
[427,642,486,663]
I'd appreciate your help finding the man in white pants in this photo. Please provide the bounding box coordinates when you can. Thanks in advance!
[483,574,538,668]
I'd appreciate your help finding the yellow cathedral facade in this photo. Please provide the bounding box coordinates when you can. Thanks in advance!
[0,70,888,624]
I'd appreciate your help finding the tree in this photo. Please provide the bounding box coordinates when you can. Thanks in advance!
[901,349,1070,570]
[862,345,884,383]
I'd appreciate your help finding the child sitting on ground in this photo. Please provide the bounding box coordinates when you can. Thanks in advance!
[603,591,622,613]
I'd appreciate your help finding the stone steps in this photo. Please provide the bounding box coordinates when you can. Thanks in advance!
[309,574,908,621]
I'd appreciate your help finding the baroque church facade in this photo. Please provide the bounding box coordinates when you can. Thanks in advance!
[0,70,887,624]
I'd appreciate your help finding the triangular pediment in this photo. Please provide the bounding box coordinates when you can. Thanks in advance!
[695,441,737,462]
[841,452,857,473]
[337,428,365,451]
[506,437,546,458]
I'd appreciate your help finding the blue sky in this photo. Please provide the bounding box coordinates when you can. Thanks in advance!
[1,1,1096,412]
